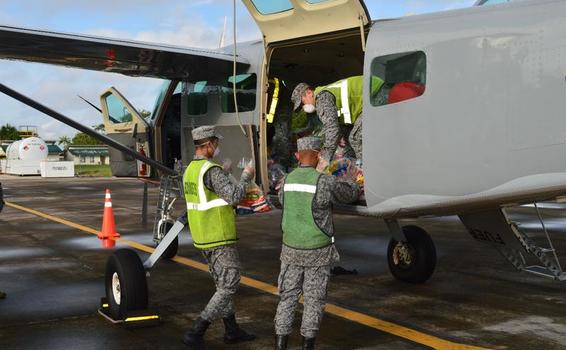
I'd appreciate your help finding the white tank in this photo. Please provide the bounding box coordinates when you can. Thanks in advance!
[6,137,48,161]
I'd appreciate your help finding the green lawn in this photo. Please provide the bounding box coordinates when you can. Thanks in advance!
[75,164,112,177]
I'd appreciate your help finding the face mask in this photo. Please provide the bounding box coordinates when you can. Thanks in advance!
[303,104,315,114]
[213,145,220,158]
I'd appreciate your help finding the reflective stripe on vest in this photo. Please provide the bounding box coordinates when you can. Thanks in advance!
[283,183,317,194]
[186,161,229,211]
[266,78,280,123]
[323,79,352,124]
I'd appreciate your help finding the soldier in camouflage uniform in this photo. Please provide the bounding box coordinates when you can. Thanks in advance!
[274,136,359,350]
[182,126,256,349]
[291,77,377,170]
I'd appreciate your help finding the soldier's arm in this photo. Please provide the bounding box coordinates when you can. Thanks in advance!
[323,175,359,204]
[316,91,341,162]
[203,166,252,205]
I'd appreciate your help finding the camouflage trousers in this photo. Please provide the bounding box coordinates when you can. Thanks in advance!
[274,262,331,338]
[200,245,241,321]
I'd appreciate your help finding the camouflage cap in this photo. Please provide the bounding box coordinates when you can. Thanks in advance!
[297,136,322,152]
[191,125,223,143]
[291,83,311,111]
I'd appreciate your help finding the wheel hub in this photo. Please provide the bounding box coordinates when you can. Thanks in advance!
[112,272,121,305]
[392,242,414,267]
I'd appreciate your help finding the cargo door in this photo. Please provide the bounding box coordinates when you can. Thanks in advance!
[100,87,151,177]
[241,0,370,45]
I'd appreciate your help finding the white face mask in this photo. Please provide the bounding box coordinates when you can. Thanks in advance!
[302,104,315,114]
[213,145,220,158]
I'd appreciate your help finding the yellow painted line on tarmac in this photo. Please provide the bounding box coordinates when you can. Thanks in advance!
[6,201,491,350]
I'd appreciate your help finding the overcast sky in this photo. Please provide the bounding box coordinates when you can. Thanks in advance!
[0,0,475,140]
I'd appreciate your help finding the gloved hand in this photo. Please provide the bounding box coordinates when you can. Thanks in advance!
[242,159,255,180]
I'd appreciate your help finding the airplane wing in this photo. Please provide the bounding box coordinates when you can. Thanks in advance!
[345,173,566,219]
[0,25,249,81]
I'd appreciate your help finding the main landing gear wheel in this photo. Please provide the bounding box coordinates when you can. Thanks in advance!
[387,225,437,284]
[105,248,148,319]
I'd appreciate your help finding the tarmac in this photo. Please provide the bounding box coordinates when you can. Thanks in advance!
[1,175,566,349]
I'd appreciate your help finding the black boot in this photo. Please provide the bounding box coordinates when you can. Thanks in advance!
[302,336,316,350]
[222,314,256,344]
[182,317,211,349]
[275,335,288,350]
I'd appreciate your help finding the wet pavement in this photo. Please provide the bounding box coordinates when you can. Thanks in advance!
[1,175,566,349]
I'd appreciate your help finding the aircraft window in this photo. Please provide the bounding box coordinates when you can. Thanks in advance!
[220,73,257,113]
[186,81,209,116]
[104,93,134,123]
[250,0,293,15]
[370,51,426,107]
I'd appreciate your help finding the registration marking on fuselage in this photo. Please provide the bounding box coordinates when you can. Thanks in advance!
[6,201,492,350]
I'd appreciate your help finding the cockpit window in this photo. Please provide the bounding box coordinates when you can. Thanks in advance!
[476,0,511,5]
[250,0,293,15]
[104,93,133,123]
[370,51,426,107]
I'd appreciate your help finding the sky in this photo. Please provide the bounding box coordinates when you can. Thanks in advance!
[0,0,475,140]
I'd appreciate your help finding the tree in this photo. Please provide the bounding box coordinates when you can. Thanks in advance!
[0,124,20,141]
[58,136,72,148]
[72,132,102,145]
[93,124,105,133]
[140,109,151,120]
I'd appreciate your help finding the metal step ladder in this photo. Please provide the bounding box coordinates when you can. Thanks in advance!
[505,203,566,281]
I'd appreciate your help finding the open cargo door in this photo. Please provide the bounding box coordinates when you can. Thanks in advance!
[241,0,370,45]
[100,87,151,177]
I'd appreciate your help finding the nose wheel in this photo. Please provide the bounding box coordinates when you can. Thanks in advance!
[387,225,437,284]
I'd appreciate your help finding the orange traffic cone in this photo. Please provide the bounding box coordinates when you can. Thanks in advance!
[98,189,120,248]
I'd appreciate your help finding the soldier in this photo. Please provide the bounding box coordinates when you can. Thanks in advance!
[274,136,360,350]
[182,125,256,349]
[291,76,384,170]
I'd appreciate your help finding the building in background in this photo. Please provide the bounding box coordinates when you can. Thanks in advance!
[66,145,109,165]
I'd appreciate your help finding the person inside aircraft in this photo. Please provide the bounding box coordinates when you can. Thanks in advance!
[266,77,293,170]
[291,76,384,171]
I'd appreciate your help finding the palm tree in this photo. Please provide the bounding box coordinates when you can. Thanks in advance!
[58,136,71,148]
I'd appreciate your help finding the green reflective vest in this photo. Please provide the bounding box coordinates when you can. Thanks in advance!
[183,159,237,249]
[281,167,333,250]
[314,75,384,125]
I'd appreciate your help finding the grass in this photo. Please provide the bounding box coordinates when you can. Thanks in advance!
[75,164,112,177]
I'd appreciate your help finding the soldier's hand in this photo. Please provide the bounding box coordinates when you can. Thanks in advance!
[316,158,329,173]
[222,159,233,173]
[243,164,256,179]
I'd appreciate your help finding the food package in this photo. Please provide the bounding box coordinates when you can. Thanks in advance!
[237,183,272,215]
[325,157,365,200]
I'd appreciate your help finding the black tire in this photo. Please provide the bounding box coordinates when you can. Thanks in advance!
[387,225,436,284]
[158,222,178,260]
[105,248,148,320]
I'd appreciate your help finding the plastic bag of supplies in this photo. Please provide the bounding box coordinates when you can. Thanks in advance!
[236,183,272,215]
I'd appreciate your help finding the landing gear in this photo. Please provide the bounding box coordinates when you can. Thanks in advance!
[105,248,148,320]
[157,221,178,259]
[387,225,437,284]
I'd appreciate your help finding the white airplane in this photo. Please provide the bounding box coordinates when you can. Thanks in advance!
[1,0,565,317]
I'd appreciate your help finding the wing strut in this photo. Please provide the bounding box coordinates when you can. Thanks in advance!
[0,83,174,176]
